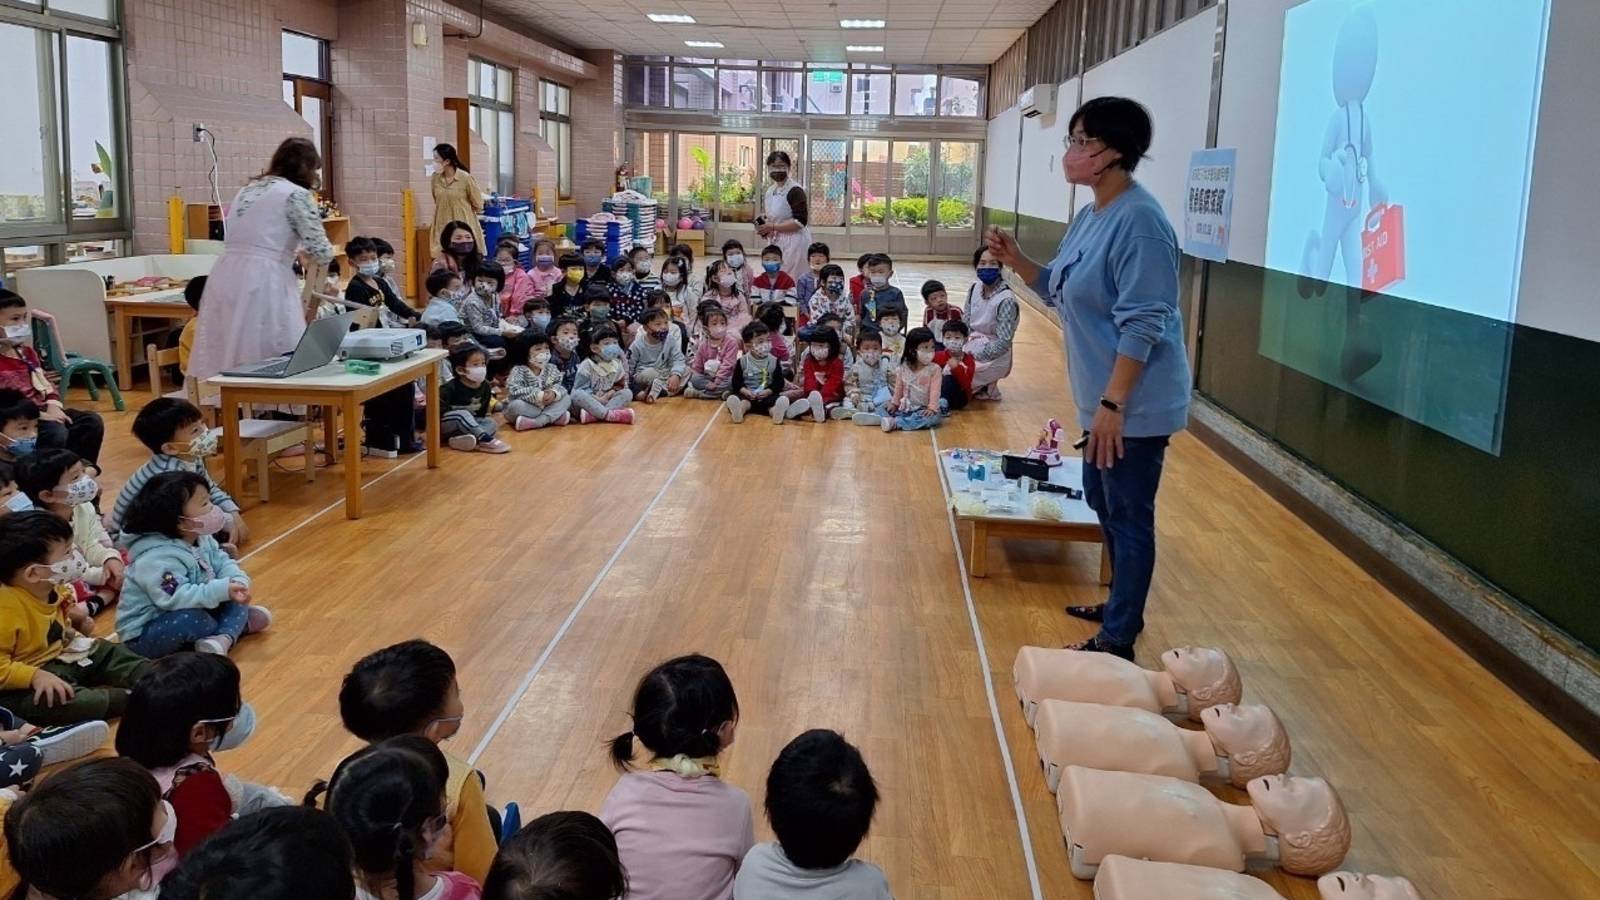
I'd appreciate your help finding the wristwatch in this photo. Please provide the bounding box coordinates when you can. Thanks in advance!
[1099,396,1123,413]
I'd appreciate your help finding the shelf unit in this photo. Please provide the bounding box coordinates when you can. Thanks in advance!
[184,204,352,283]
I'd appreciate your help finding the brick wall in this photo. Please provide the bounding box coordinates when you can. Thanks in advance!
[570,49,622,215]
[330,0,412,267]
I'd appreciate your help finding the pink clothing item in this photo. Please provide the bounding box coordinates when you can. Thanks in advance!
[356,871,480,900]
[892,362,941,413]
[527,263,563,298]
[701,289,753,334]
[691,334,743,391]
[600,770,754,900]
[498,267,537,316]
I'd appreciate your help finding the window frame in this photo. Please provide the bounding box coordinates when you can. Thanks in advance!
[538,78,572,200]
[467,57,517,196]
[281,30,333,201]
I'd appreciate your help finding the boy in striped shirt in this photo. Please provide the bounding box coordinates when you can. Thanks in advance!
[110,398,246,544]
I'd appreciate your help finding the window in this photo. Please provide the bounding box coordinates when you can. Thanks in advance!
[893,72,939,117]
[626,60,669,106]
[719,66,757,112]
[468,58,516,195]
[621,58,986,120]
[849,67,890,116]
[760,69,804,113]
[282,31,333,199]
[0,9,127,241]
[939,73,984,117]
[805,68,847,115]
[539,79,571,200]
[672,62,716,110]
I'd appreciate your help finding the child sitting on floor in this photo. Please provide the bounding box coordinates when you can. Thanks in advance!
[794,242,829,314]
[685,304,740,401]
[601,655,753,900]
[549,317,584,394]
[423,270,466,328]
[750,245,796,307]
[720,239,753,297]
[14,449,124,630]
[113,398,246,544]
[922,279,963,327]
[629,308,687,403]
[527,238,562,299]
[548,253,588,321]
[734,729,891,899]
[340,639,504,884]
[440,345,512,453]
[0,461,28,515]
[0,511,151,724]
[504,330,572,431]
[495,238,535,318]
[725,322,783,425]
[812,313,854,369]
[0,390,38,466]
[845,328,895,427]
[874,308,904,363]
[118,471,270,658]
[701,260,753,335]
[805,265,855,336]
[859,255,908,334]
[573,326,635,426]
[115,652,286,857]
[314,736,483,900]
[754,302,793,377]
[882,327,945,433]
[935,319,975,412]
[795,326,843,424]
[483,811,627,900]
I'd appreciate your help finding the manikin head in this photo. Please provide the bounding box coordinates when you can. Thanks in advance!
[1246,774,1351,876]
[1159,646,1242,720]
[1202,703,1291,787]
[1318,872,1422,900]
[1332,4,1379,105]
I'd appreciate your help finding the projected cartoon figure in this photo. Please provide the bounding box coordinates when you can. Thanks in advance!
[1299,3,1389,378]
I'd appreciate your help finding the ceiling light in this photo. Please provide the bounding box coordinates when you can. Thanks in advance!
[684,40,724,48]
[847,45,884,52]
[647,13,695,23]
[841,19,886,28]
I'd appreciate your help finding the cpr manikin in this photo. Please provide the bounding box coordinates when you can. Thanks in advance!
[1318,872,1422,900]
[1013,645,1242,726]
[1057,769,1350,880]
[1033,700,1290,791]
[1093,855,1285,899]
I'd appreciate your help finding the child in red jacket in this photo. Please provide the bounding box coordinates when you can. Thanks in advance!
[935,319,975,412]
[792,325,845,424]
[0,291,105,465]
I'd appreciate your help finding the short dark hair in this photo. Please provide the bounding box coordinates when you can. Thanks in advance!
[495,237,522,258]
[0,510,72,583]
[122,470,210,539]
[639,307,668,327]
[326,258,342,277]
[437,320,469,342]
[5,758,163,900]
[589,324,621,349]
[372,238,395,256]
[584,283,613,304]
[764,149,792,168]
[867,253,893,269]
[0,389,38,429]
[799,324,840,361]
[346,236,378,259]
[940,319,971,339]
[558,252,585,270]
[806,242,830,259]
[184,275,208,311]
[317,736,449,900]
[855,253,873,270]
[815,312,843,328]
[720,238,745,254]
[449,344,487,373]
[668,242,694,266]
[132,397,205,454]
[818,264,845,283]
[627,244,651,260]
[0,289,26,313]
[116,652,242,769]
[159,806,355,900]
[484,811,628,900]
[921,279,946,300]
[13,448,80,504]
[524,296,551,312]
[856,327,883,350]
[511,328,551,367]
[644,290,670,310]
[339,639,457,740]
[580,238,606,253]
[533,238,556,256]
[471,259,506,292]
[761,244,783,258]
[425,270,459,298]
[972,244,998,268]
[610,654,739,771]
[741,321,770,343]
[698,301,728,327]
[0,460,13,488]
[1069,96,1153,173]
[765,729,879,870]
[755,302,787,334]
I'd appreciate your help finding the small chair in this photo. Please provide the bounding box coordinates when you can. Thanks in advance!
[29,311,125,411]
[148,343,316,503]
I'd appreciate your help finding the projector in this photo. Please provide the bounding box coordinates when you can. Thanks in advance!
[340,328,425,361]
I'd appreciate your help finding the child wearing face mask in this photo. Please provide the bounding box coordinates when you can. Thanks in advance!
[935,319,976,412]
[720,238,753,297]
[504,330,572,431]
[0,462,27,516]
[0,289,105,465]
[15,449,122,632]
[113,398,245,543]
[340,639,504,884]
[344,237,420,327]
[922,279,964,326]
[790,325,843,424]
[374,237,404,297]
[750,244,796,307]
[0,510,153,725]
[494,238,535,318]
[549,317,585,393]
[629,308,688,403]
[513,297,552,334]
[423,270,467,328]
[844,328,896,427]
[813,313,855,369]
[117,472,269,658]
[580,239,615,286]
[526,238,563,299]
[573,325,636,425]
[795,242,830,314]
[860,255,908,333]
[882,327,946,433]
[462,261,517,350]
[579,284,629,360]
[754,302,794,375]
[312,258,346,320]
[660,255,697,325]
[875,310,906,362]
[685,304,740,401]
[440,346,512,453]
[0,390,39,467]
[725,322,785,424]
[548,252,589,321]
[627,246,662,293]
[117,652,287,857]
[608,253,651,333]
[805,264,855,335]
[701,259,753,336]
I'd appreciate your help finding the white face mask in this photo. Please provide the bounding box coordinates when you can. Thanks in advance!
[917,348,936,365]
[870,274,889,287]
[357,262,381,277]
[380,258,397,273]
[726,253,745,269]
[944,339,964,353]
[531,351,551,368]
[751,342,771,358]
[881,322,901,336]
[474,283,496,298]
[662,271,681,287]
[809,345,829,361]
[3,492,33,513]
[557,334,579,351]
[615,270,635,285]
[464,365,488,382]
[717,273,736,289]
[862,350,882,366]
[2,324,30,344]
[32,550,88,587]
[60,474,99,506]
[174,429,219,460]
[634,259,652,274]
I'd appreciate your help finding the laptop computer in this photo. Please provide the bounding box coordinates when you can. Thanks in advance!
[221,310,362,378]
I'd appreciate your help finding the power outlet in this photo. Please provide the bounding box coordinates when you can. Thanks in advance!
[192,123,206,142]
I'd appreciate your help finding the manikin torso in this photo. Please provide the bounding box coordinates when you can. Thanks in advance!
[1094,855,1285,899]
[1013,645,1241,725]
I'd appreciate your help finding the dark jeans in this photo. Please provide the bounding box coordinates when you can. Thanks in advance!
[941,373,970,411]
[37,407,105,465]
[363,384,418,452]
[0,639,151,725]
[1082,435,1170,648]
[124,604,251,658]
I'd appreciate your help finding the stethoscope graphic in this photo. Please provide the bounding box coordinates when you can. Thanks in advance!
[1344,103,1369,184]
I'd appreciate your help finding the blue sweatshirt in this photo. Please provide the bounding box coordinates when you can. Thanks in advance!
[1033,182,1191,437]
[116,532,249,641]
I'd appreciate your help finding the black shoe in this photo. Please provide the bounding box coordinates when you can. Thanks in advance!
[1064,634,1134,661]
[1064,604,1105,623]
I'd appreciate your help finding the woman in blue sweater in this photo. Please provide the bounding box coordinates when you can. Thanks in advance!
[985,96,1191,661]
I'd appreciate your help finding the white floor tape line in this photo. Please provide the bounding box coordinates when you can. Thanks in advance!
[929,429,1045,900]
[241,453,424,563]
[467,407,723,766]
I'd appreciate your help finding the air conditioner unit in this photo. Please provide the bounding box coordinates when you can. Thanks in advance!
[1019,83,1057,119]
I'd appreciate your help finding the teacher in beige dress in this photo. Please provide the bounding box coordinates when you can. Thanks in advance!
[431,142,485,253]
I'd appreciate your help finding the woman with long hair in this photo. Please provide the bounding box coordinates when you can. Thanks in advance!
[187,137,335,382]
[431,143,485,254]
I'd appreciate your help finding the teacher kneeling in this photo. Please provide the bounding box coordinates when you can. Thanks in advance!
[986,96,1191,660]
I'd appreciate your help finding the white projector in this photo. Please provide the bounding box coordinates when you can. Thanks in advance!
[340,328,425,361]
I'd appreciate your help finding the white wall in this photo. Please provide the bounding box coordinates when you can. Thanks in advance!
[983,105,1022,216]
[1214,0,1293,268]
[1015,77,1079,223]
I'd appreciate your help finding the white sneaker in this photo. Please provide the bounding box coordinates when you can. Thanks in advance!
[829,405,854,420]
[808,391,826,423]
[725,396,746,423]
[195,634,235,655]
[447,434,478,452]
[881,416,897,433]
[684,385,703,399]
[770,396,791,424]
[28,719,110,767]
[852,412,882,427]
[245,605,273,634]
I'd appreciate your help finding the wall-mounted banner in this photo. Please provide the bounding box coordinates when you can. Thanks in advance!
[1183,148,1237,261]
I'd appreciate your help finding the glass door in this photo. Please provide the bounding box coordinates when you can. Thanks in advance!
[933,140,981,255]
[850,139,890,250]
[805,138,849,243]
[888,141,932,257]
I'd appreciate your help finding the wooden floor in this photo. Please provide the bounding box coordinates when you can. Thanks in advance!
[77,262,1598,899]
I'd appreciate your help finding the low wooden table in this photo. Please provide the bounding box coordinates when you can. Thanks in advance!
[207,349,445,519]
[936,449,1110,582]
[106,291,194,390]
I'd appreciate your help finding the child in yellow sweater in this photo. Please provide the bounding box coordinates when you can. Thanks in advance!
[0,511,150,724]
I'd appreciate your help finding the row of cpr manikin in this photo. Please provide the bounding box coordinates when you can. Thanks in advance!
[1011,645,1422,899]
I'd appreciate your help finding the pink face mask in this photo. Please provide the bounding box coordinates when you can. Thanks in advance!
[181,506,230,536]
[1064,145,1119,186]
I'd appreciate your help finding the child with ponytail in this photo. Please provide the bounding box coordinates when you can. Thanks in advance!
[600,654,752,900]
